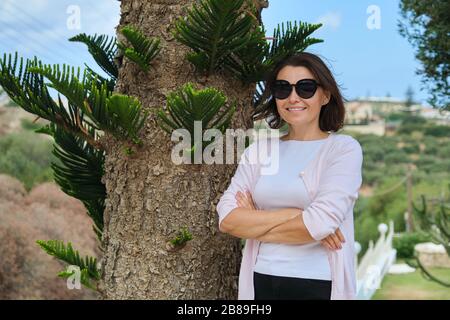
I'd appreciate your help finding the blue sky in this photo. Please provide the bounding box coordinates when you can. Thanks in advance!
[0,0,429,105]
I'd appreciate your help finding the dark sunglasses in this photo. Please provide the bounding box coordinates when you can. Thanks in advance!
[271,79,321,99]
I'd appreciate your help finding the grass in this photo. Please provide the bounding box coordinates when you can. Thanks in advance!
[372,265,450,300]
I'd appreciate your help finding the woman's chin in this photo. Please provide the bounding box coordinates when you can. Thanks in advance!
[284,117,308,125]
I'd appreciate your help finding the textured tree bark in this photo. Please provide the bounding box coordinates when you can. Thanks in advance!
[100,0,267,299]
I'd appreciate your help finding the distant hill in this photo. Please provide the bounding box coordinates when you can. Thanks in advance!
[0,96,49,137]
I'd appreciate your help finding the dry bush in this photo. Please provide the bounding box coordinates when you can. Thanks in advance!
[0,174,26,203]
[0,175,100,299]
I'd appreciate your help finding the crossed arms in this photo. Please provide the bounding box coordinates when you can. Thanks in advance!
[219,191,345,250]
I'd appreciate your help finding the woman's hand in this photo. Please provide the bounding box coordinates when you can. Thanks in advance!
[321,228,345,250]
[235,190,257,210]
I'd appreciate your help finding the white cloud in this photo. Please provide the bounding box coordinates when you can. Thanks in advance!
[316,12,342,31]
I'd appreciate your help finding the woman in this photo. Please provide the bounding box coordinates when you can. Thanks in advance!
[216,52,363,300]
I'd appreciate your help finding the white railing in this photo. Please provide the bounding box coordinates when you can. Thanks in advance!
[355,220,397,300]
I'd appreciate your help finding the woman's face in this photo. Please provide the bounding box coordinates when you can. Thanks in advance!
[274,65,330,128]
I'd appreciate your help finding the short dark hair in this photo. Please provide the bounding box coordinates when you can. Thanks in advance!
[252,52,346,131]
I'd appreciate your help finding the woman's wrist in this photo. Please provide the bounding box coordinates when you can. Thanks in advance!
[279,208,302,220]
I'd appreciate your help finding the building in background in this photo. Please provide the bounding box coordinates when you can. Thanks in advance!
[343,97,449,136]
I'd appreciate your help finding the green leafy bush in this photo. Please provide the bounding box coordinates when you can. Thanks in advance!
[0,131,54,190]
[403,143,420,154]
[354,215,380,255]
[384,150,410,164]
[424,125,448,137]
[393,232,431,259]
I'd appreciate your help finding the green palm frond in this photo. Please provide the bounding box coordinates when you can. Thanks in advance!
[48,124,105,238]
[90,91,148,144]
[118,25,161,72]
[84,64,116,93]
[37,240,100,290]
[172,0,255,75]
[222,24,270,83]
[268,21,323,64]
[0,53,99,146]
[157,82,235,136]
[0,53,66,123]
[249,21,323,106]
[36,240,100,280]
[58,267,97,290]
[27,63,90,113]
[83,81,148,145]
[69,33,118,80]
[26,61,147,145]
[104,94,148,144]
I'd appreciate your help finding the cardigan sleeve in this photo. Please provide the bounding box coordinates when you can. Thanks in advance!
[302,137,363,240]
[216,143,260,228]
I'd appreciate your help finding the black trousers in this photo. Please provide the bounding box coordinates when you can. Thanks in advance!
[253,272,332,300]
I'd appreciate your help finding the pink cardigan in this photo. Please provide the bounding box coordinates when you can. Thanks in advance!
[216,131,363,300]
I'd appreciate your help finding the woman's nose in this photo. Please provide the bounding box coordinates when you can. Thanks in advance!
[288,88,301,103]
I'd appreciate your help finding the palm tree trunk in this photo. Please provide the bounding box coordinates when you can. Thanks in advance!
[100,0,265,299]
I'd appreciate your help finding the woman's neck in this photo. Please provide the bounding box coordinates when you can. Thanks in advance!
[281,127,330,141]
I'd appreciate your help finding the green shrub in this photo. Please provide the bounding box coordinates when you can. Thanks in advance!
[384,150,410,164]
[397,123,424,135]
[401,114,427,125]
[0,131,54,190]
[393,232,431,259]
[403,143,420,154]
[424,125,448,137]
[354,215,380,255]
[363,145,385,162]
[386,112,407,122]
[436,144,450,159]
[414,154,437,169]
[363,170,384,186]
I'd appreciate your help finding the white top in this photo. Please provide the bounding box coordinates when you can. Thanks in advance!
[253,137,332,280]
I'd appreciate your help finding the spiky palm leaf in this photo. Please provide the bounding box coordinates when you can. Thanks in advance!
[27,63,90,114]
[44,124,105,238]
[406,190,450,287]
[118,26,161,72]
[226,20,323,85]
[0,53,100,145]
[101,93,149,144]
[84,64,116,93]
[222,24,270,83]
[28,62,148,145]
[157,82,235,136]
[36,240,100,289]
[78,82,148,145]
[172,0,255,75]
[69,33,118,80]
[249,21,324,107]
[267,21,323,63]
[36,240,100,279]
[58,266,97,290]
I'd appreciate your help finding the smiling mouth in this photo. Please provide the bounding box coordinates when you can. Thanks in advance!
[286,107,307,112]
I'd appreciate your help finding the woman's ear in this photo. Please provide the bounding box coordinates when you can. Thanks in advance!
[322,90,331,106]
